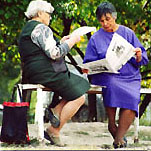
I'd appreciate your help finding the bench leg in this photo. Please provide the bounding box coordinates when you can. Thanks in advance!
[35,88,45,141]
[134,116,139,143]
[16,84,22,103]
[134,105,139,143]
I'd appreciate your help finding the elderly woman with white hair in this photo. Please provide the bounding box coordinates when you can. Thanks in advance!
[18,0,90,146]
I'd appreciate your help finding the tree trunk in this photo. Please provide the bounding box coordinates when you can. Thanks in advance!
[62,15,73,36]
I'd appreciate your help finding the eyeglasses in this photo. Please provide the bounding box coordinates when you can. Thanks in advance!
[45,12,52,20]
[46,12,51,16]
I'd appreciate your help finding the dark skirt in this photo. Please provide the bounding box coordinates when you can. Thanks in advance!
[28,69,90,101]
[43,71,90,101]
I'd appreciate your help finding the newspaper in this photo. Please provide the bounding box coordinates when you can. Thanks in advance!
[70,26,96,36]
[82,33,136,74]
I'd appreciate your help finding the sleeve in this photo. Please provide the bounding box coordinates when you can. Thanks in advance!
[83,38,99,63]
[128,30,149,67]
[31,24,70,60]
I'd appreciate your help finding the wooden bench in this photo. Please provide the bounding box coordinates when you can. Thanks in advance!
[17,84,150,142]
[134,88,151,143]
[17,84,103,140]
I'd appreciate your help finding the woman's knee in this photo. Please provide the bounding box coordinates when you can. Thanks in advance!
[120,108,136,117]
[76,95,85,106]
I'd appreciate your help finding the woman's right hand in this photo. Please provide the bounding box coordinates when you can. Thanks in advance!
[64,35,81,49]
[71,34,81,43]
[134,47,142,62]
[61,35,70,43]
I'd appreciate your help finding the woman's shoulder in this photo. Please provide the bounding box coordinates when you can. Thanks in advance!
[118,25,136,42]
[32,21,52,34]
[91,28,104,39]
[34,21,49,29]
[119,25,134,34]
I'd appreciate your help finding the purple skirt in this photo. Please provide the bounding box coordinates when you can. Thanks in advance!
[90,73,141,117]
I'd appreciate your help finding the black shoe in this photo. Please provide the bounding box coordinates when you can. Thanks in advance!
[113,142,126,149]
[44,130,64,147]
[48,109,60,128]
[113,137,127,149]
[44,130,54,145]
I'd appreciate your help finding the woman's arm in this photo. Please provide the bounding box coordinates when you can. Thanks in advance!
[31,24,80,60]
[129,31,149,66]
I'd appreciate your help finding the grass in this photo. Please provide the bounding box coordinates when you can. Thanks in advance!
[127,129,151,141]
[0,137,40,149]
[139,131,151,141]
[140,118,151,126]
[101,144,112,149]
[95,134,110,138]
[128,142,148,148]
[74,131,89,135]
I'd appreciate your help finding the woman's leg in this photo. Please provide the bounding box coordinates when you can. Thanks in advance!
[106,107,117,139]
[114,108,135,144]
[52,99,67,118]
[47,95,85,137]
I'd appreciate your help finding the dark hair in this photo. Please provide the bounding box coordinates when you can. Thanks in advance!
[96,1,116,20]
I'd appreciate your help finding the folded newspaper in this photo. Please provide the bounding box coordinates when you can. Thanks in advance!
[70,26,96,36]
[82,33,136,74]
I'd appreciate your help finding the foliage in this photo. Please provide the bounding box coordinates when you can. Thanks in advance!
[140,104,151,126]
[0,0,151,109]
[0,73,20,102]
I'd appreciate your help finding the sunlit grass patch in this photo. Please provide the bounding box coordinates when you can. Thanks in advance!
[139,131,151,141]
[127,128,151,141]
[126,130,134,137]
[1,137,40,148]
[95,134,110,138]
[101,144,112,149]
[128,142,147,148]
[74,131,89,135]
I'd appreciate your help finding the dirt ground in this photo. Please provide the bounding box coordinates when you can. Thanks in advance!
[1,122,151,150]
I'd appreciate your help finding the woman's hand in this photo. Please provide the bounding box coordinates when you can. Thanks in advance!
[82,68,89,74]
[60,35,71,43]
[64,35,81,49]
[134,48,142,62]
[70,35,81,43]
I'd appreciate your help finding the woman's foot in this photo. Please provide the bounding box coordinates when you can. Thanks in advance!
[123,136,127,146]
[113,137,127,149]
[44,129,64,147]
[113,142,126,149]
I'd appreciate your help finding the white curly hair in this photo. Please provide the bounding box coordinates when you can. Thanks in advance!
[25,0,54,19]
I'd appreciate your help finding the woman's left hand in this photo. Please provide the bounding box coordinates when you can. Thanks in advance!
[134,48,142,62]
[81,68,89,74]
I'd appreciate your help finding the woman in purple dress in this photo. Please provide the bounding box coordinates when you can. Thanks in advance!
[83,2,148,148]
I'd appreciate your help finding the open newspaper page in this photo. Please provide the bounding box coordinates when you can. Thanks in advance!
[70,26,96,36]
[81,58,118,75]
[106,33,135,71]
[82,33,136,75]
